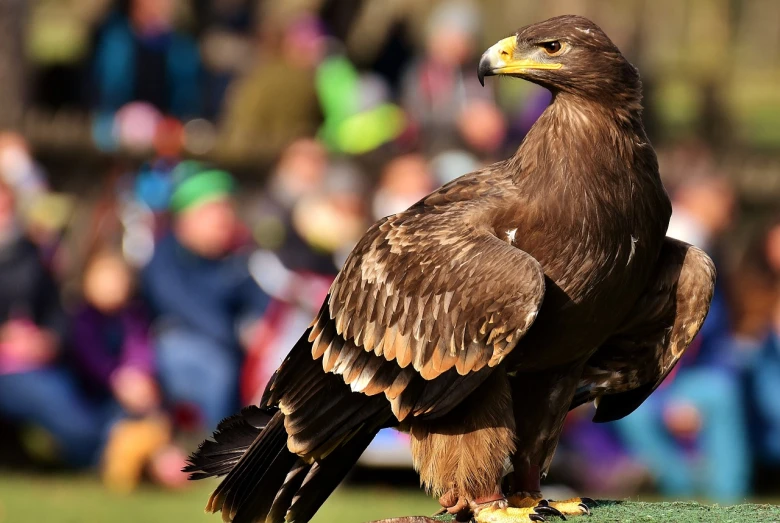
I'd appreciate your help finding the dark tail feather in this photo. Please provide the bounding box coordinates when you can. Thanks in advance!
[184,406,276,480]
[231,443,300,523]
[266,459,312,523]
[190,407,380,523]
[286,427,380,523]
[187,329,386,523]
[205,411,293,519]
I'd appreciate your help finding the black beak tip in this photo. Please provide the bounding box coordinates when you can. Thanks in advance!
[477,54,491,87]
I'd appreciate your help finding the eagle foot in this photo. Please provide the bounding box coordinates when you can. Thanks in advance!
[540,498,594,516]
[473,504,563,523]
[477,495,594,521]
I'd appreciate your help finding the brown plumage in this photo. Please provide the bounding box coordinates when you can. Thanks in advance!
[186,15,715,523]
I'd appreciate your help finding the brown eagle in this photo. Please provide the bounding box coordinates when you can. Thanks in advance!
[186,15,715,523]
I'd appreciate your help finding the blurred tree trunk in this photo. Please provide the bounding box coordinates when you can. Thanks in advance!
[0,0,27,131]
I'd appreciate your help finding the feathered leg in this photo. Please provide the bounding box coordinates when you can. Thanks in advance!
[495,362,593,521]
[410,368,515,520]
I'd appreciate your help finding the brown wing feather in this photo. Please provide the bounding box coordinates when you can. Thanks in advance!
[305,201,545,420]
[263,174,546,458]
[315,211,544,373]
[574,238,716,421]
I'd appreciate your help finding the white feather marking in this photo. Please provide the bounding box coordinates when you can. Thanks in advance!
[627,235,639,265]
[506,228,517,244]
[576,27,591,34]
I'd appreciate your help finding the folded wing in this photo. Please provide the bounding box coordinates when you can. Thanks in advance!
[574,238,716,421]
[267,200,546,431]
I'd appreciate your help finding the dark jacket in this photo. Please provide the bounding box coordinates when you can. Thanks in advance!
[0,236,68,375]
[141,233,269,350]
[70,302,154,394]
[94,12,202,118]
[0,236,67,340]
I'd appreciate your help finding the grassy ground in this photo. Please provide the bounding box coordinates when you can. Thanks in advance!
[0,474,437,523]
[432,501,780,523]
[1,475,780,523]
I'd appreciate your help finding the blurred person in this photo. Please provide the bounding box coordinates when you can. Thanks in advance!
[430,148,481,186]
[0,176,101,468]
[614,174,747,502]
[0,133,49,215]
[240,148,355,405]
[142,162,270,431]
[400,0,492,152]
[193,0,256,119]
[553,406,649,498]
[290,160,368,267]
[456,99,508,161]
[739,219,780,474]
[242,159,366,407]
[93,0,202,119]
[333,0,418,92]
[266,139,328,212]
[28,0,111,110]
[221,14,324,157]
[73,249,157,410]
[313,44,407,155]
[666,175,735,253]
[23,192,74,274]
[129,158,178,267]
[72,248,187,491]
[249,139,337,275]
[0,133,68,270]
[372,153,435,220]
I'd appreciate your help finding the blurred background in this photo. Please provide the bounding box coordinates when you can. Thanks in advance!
[0,0,779,521]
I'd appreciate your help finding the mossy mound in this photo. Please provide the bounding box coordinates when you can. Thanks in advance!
[432,500,780,523]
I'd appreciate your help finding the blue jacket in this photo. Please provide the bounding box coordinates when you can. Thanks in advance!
[752,333,780,462]
[94,13,202,118]
[142,233,269,350]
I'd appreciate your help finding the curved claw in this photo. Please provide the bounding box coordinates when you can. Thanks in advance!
[577,503,590,515]
[529,515,546,522]
[580,497,596,506]
[535,505,565,520]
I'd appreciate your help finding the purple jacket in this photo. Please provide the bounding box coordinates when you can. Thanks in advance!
[70,302,154,392]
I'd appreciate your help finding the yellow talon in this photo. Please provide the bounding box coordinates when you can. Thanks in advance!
[476,506,542,523]
[546,497,593,516]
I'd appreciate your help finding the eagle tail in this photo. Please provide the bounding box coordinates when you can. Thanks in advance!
[186,402,379,523]
[283,427,379,523]
[199,410,298,522]
[184,405,276,480]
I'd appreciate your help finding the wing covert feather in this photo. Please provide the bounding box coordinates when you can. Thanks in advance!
[316,213,544,377]
[307,205,545,420]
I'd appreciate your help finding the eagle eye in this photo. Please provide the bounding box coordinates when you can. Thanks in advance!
[539,41,564,56]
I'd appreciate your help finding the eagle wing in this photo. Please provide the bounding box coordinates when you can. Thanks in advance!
[574,237,716,422]
[302,196,546,421]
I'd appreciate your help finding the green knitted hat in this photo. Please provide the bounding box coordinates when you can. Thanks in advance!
[169,161,235,214]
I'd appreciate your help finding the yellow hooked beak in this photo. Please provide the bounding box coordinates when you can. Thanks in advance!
[478,36,563,85]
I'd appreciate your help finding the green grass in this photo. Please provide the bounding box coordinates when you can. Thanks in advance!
[434,500,780,523]
[0,474,436,523]
[2,475,779,523]
[584,501,780,523]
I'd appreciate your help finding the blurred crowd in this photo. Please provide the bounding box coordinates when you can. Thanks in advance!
[0,0,779,506]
